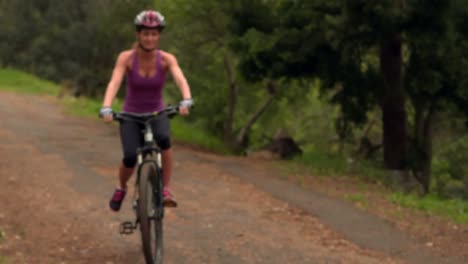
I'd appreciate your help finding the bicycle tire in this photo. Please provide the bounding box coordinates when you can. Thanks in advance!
[138,161,164,264]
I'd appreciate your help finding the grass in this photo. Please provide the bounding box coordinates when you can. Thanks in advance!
[345,193,366,203]
[345,193,369,209]
[293,147,387,183]
[389,192,468,224]
[0,68,58,95]
[62,96,109,117]
[0,256,8,264]
[294,148,350,176]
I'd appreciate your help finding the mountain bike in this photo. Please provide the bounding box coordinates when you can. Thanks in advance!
[112,106,179,264]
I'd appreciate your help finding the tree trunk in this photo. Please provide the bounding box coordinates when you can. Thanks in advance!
[412,101,435,194]
[379,33,408,170]
[234,80,278,149]
[236,93,275,148]
[335,115,350,155]
[420,107,434,194]
[223,53,239,145]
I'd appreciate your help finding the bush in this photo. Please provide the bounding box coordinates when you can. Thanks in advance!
[432,134,468,199]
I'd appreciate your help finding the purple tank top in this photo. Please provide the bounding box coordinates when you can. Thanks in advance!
[123,50,167,113]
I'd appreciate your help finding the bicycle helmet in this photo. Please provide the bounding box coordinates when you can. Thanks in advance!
[134,10,165,31]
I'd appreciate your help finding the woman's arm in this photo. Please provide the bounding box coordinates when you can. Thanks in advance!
[102,51,130,107]
[164,52,192,100]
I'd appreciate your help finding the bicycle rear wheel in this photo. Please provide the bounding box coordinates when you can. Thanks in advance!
[138,162,163,264]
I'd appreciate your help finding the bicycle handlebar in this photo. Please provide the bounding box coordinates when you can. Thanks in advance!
[100,105,180,124]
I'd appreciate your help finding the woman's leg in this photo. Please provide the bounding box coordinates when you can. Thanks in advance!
[161,148,173,187]
[119,162,135,189]
[151,115,172,186]
[151,115,177,206]
[119,119,142,188]
[109,120,142,211]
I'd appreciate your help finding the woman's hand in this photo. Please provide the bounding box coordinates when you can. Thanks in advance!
[100,107,114,122]
[179,106,190,116]
[179,99,193,116]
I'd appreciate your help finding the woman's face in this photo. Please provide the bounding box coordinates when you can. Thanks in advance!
[137,28,160,50]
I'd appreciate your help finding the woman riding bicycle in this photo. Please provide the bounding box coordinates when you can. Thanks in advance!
[100,10,193,211]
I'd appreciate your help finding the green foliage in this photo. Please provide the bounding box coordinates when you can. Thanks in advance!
[294,148,349,176]
[229,0,468,122]
[158,1,234,135]
[228,0,468,192]
[389,192,468,224]
[0,0,153,96]
[159,0,310,147]
[171,118,231,154]
[356,160,388,182]
[432,133,468,199]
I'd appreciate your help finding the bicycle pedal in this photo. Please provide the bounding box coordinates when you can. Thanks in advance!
[119,221,137,235]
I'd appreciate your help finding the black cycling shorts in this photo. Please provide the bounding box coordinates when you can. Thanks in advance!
[119,114,171,168]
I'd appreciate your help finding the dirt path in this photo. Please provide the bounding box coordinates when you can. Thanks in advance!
[0,92,464,263]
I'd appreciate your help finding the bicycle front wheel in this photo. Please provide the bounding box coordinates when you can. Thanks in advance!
[138,162,163,264]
